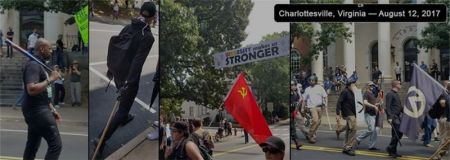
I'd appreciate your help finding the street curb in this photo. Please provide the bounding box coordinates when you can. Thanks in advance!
[0,116,88,127]
[106,127,155,160]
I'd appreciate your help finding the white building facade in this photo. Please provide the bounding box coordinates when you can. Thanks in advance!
[0,9,79,49]
[181,101,216,121]
[292,0,449,83]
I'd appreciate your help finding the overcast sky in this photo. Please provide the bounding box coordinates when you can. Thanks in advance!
[241,0,289,46]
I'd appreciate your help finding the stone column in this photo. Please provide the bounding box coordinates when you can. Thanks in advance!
[416,0,430,67]
[44,12,63,45]
[378,0,392,82]
[0,10,7,33]
[312,22,324,83]
[343,0,356,75]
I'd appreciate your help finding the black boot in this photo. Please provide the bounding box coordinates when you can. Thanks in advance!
[120,114,135,127]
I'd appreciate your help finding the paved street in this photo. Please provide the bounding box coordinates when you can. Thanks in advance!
[291,123,449,160]
[0,106,88,160]
[89,21,159,159]
[210,123,289,160]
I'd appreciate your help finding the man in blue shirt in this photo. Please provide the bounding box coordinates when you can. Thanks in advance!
[420,61,428,73]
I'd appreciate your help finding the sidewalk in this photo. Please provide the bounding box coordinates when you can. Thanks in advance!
[106,127,158,160]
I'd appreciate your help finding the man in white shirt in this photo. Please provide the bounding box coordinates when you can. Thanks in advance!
[302,75,328,143]
[28,29,38,54]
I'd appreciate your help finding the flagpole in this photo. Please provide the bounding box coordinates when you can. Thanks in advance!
[5,39,53,72]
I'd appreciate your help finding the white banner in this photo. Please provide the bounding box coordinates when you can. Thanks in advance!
[213,36,289,69]
[354,88,365,127]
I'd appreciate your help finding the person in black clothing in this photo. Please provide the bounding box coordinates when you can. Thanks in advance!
[6,27,14,58]
[372,66,382,85]
[56,34,66,71]
[22,38,62,160]
[159,115,167,160]
[150,61,159,108]
[385,80,403,158]
[336,79,357,156]
[93,2,157,158]
[431,59,439,80]
[428,83,450,159]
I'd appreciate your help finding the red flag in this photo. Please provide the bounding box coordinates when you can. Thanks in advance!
[224,72,272,144]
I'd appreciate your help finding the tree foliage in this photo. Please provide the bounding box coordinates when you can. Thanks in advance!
[160,0,253,110]
[249,32,290,119]
[290,0,351,63]
[418,0,450,49]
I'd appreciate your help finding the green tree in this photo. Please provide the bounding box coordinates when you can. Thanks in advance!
[290,0,351,68]
[249,31,290,119]
[161,98,184,123]
[160,0,201,118]
[418,0,450,50]
[160,0,253,110]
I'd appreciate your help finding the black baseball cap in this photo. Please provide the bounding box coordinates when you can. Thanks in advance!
[260,136,285,152]
[171,121,188,132]
[140,2,157,18]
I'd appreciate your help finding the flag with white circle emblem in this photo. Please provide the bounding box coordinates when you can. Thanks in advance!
[400,64,447,140]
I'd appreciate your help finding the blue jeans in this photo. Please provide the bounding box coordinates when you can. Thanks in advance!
[423,117,436,145]
[15,91,25,106]
[356,113,378,148]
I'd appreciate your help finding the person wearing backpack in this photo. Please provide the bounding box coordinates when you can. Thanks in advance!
[165,121,204,160]
[93,2,157,158]
[191,119,214,156]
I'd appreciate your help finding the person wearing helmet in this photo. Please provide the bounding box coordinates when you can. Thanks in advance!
[336,79,357,156]
[302,75,327,143]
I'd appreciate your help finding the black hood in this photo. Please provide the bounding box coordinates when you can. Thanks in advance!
[131,18,150,31]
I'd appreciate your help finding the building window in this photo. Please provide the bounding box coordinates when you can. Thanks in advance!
[189,106,194,117]
[404,39,418,82]
[291,48,301,79]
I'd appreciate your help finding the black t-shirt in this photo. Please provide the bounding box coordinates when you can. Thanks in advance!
[22,60,49,108]
[372,70,382,80]
[6,31,14,40]
[56,39,64,51]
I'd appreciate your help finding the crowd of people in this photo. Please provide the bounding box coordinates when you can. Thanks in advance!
[291,67,450,159]
[159,116,215,160]
[159,115,287,160]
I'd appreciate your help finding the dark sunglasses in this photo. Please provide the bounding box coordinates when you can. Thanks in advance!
[171,128,180,133]
[262,146,281,154]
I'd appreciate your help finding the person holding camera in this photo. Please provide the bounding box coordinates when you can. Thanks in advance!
[69,60,82,107]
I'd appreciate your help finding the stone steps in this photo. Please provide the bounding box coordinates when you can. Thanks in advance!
[0,54,27,106]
